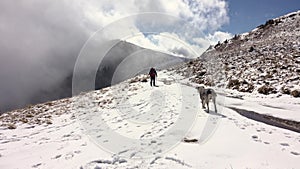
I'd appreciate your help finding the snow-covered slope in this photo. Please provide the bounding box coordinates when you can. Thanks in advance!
[0,69,299,169]
[181,10,300,98]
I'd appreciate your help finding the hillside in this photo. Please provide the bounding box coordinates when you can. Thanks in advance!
[95,40,188,89]
[176,10,300,97]
[0,69,299,168]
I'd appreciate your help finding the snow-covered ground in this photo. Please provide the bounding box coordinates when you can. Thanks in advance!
[220,89,300,122]
[0,70,299,169]
[194,10,300,98]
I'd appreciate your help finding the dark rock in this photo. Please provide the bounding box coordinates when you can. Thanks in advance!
[7,123,17,129]
[141,78,148,82]
[227,79,240,89]
[266,19,275,25]
[239,84,255,93]
[281,86,291,94]
[249,46,255,52]
[288,13,297,18]
[291,90,300,97]
[258,85,277,95]
[183,138,198,143]
[198,70,206,76]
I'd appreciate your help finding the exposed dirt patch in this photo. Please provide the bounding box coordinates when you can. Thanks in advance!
[228,107,300,133]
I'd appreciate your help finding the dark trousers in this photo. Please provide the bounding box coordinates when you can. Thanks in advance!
[150,76,156,86]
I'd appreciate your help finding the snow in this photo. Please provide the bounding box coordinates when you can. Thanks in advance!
[196,9,300,99]
[0,70,299,169]
[219,89,300,122]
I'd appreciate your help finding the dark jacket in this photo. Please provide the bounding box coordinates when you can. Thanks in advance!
[149,68,157,78]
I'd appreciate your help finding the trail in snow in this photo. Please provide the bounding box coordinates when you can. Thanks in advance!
[0,70,299,169]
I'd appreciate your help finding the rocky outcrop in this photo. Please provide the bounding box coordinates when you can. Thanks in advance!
[173,11,300,97]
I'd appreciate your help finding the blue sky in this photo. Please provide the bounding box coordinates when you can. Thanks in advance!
[222,0,300,34]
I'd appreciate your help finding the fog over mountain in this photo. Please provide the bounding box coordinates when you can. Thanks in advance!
[0,1,90,112]
[1,39,186,113]
[0,0,230,113]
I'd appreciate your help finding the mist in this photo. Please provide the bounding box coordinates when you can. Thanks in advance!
[0,1,94,112]
[0,0,229,113]
[0,1,183,113]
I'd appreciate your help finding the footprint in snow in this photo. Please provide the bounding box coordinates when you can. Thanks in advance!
[251,135,262,142]
[290,151,300,156]
[32,163,42,168]
[65,152,74,160]
[52,154,62,159]
[280,143,289,147]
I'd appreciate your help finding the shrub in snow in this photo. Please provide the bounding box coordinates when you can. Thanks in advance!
[141,78,147,82]
[204,81,214,86]
[239,83,255,93]
[258,85,277,95]
[20,118,28,123]
[266,19,275,25]
[7,123,16,129]
[227,79,240,89]
[198,69,206,76]
[281,86,291,94]
[291,89,300,97]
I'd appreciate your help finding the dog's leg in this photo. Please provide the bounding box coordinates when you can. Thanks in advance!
[201,98,206,109]
[213,92,217,112]
[206,99,209,113]
[213,97,217,112]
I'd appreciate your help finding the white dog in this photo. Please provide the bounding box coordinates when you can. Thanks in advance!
[196,86,217,112]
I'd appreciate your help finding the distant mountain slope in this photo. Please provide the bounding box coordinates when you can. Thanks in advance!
[176,10,300,97]
[95,40,188,89]
[2,41,186,113]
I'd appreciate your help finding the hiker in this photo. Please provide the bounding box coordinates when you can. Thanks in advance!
[149,67,157,87]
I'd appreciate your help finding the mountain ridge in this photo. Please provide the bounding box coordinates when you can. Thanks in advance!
[175,10,300,97]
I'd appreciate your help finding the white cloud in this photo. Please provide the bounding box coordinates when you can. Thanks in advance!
[208,31,233,43]
[178,1,227,30]
[58,0,230,58]
[126,32,207,58]
[193,31,233,47]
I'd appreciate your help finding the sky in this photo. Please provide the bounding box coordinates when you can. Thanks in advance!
[222,0,300,34]
[0,0,299,112]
